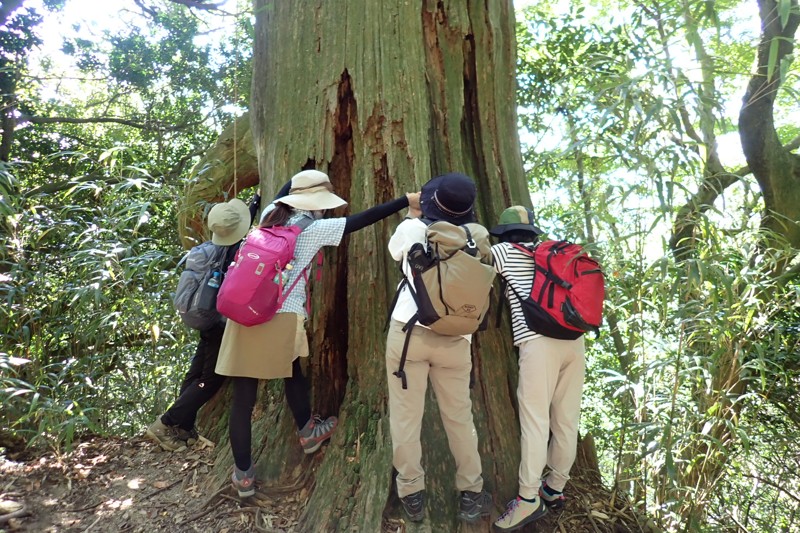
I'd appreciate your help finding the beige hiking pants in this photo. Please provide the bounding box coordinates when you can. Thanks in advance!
[385,319,484,498]
[517,335,585,498]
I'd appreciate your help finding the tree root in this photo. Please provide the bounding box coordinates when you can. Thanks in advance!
[0,505,30,525]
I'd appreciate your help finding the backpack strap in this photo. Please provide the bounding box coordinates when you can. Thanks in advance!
[276,226,312,305]
[384,267,408,332]
[297,215,322,312]
[393,314,419,390]
[462,226,478,257]
[389,219,434,388]
[469,347,475,389]
[509,242,535,256]
[294,216,315,231]
[495,275,508,328]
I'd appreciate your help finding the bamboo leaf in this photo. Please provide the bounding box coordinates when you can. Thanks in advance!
[767,38,780,81]
[779,0,792,29]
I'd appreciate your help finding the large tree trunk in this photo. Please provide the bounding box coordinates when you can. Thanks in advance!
[205,2,547,531]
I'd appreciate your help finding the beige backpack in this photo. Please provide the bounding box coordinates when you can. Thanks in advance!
[390,220,496,388]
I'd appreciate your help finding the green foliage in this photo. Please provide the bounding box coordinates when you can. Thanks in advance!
[0,1,254,453]
[0,153,193,451]
[517,0,800,530]
[2,1,799,532]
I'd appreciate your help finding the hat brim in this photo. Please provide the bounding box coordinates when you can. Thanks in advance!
[211,199,251,246]
[277,190,347,211]
[420,203,477,226]
[489,222,544,237]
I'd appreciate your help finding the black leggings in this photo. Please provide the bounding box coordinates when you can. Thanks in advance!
[161,324,226,430]
[229,358,311,471]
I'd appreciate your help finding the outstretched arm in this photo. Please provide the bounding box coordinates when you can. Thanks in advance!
[344,193,420,234]
[273,179,292,201]
[248,192,262,224]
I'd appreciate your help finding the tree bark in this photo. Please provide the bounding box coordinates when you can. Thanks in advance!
[739,0,800,253]
[668,1,800,526]
[204,1,541,531]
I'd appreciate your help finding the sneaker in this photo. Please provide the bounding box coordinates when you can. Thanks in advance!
[298,415,337,454]
[399,490,425,522]
[457,489,492,522]
[493,496,547,531]
[231,465,256,497]
[540,482,566,509]
[145,417,188,452]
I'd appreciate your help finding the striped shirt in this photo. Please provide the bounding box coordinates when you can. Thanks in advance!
[491,242,542,346]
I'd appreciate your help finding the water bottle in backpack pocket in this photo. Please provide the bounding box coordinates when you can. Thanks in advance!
[197,270,222,311]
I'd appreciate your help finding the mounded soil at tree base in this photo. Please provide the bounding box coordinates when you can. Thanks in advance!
[0,436,650,532]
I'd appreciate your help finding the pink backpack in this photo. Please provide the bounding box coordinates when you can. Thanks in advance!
[216,218,314,326]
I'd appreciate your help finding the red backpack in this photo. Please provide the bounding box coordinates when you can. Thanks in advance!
[216,217,314,327]
[504,240,604,339]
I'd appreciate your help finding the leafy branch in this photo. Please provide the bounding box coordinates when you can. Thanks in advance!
[18,113,206,133]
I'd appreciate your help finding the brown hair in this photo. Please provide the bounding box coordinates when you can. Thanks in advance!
[259,203,293,228]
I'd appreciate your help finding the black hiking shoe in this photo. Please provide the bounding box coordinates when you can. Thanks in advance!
[458,489,492,522]
[400,490,425,522]
[540,482,566,509]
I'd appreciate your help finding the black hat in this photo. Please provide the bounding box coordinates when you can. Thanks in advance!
[420,173,477,226]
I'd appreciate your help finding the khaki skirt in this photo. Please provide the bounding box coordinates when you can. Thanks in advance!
[215,312,308,379]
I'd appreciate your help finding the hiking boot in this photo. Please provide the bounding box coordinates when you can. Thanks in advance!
[399,490,425,522]
[458,489,492,522]
[540,482,566,509]
[145,417,188,452]
[493,496,547,531]
[231,465,256,497]
[298,415,337,454]
[174,427,199,446]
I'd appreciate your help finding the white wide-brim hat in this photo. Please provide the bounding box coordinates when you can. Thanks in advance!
[276,170,347,211]
[207,198,251,246]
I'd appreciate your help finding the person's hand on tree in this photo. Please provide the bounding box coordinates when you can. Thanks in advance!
[406,192,422,218]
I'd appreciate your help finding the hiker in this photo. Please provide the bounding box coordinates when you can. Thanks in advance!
[489,206,586,531]
[146,195,260,452]
[215,169,421,498]
[385,172,493,524]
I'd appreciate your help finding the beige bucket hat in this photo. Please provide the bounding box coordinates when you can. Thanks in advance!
[207,198,251,246]
[276,170,347,212]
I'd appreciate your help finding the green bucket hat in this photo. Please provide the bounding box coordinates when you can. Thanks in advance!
[489,205,544,237]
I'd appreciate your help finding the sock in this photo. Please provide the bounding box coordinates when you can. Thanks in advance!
[234,464,253,479]
[542,483,562,496]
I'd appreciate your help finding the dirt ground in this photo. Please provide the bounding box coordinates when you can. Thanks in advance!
[1,436,650,532]
[0,436,308,532]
